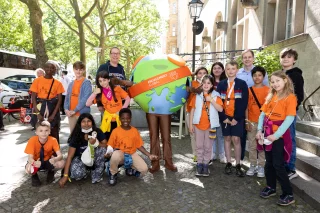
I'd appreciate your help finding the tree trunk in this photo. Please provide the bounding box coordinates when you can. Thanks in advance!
[72,1,86,63]
[20,0,48,68]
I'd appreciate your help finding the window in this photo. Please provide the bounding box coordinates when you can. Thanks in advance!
[172,3,177,14]
[172,47,176,54]
[285,0,293,39]
[172,24,176,36]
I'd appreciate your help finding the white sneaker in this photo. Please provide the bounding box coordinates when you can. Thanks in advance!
[212,153,217,161]
[257,166,265,178]
[219,153,227,164]
[246,164,256,176]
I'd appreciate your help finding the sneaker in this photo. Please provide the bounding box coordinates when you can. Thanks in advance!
[195,163,203,176]
[260,186,276,198]
[277,194,295,206]
[257,166,265,178]
[225,162,232,175]
[31,173,42,187]
[0,127,5,131]
[202,164,209,177]
[219,153,227,164]
[235,164,245,177]
[125,168,134,176]
[92,177,103,184]
[246,164,257,176]
[208,160,213,166]
[108,174,117,186]
[288,170,298,180]
[193,156,197,162]
[46,170,55,183]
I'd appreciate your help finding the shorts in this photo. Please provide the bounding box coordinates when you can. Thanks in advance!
[221,117,244,137]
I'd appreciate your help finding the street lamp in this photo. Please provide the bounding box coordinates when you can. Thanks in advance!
[93,47,102,69]
[188,0,204,73]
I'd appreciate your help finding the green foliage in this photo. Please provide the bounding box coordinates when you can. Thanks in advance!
[236,50,282,74]
[0,0,32,52]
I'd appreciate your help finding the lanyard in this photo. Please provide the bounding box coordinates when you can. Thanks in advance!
[202,94,211,121]
[226,80,235,105]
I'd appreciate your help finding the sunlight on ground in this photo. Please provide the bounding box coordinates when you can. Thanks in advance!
[180,178,204,188]
[32,198,50,213]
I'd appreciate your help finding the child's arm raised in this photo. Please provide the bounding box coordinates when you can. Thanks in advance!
[206,96,223,112]
[122,96,130,108]
[86,88,100,106]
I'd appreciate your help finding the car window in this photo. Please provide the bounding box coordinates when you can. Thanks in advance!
[8,82,18,89]
[1,83,13,90]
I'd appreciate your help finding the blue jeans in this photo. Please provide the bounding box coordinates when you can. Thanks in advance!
[212,127,225,157]
[285,116,297,171]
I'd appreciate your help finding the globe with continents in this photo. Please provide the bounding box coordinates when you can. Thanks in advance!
[128,54,191,114]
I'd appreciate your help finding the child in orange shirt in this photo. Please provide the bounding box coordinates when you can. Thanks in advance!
[105,108,158,186]
[216,61,248,177]
[64,61,92,132]
[189,75,223,177]
[30,61,65,143]
[24,121,65,186]
[86,71,130,141]
[256,71,296,206]
[245,66,269,178]
[186,67,208,162]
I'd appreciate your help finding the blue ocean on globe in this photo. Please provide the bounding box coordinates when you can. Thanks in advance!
[146,85,188,114]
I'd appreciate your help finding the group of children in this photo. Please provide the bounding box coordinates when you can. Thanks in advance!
[186,48,303,206]
[23,47,303,207]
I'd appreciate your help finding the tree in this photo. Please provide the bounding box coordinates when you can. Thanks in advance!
[19,0,48,68]
[43,0,97,63]
[0,0,33,52]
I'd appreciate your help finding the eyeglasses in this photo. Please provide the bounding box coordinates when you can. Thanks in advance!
[110,52,120,55]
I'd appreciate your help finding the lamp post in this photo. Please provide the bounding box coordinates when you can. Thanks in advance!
[93,47,102,69]
[188,0,204,73]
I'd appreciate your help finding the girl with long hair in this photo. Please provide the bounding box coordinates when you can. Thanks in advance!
[256,71,296,206]
[86,71,130,140]
[59,113,107,187]
[210,62,227,163]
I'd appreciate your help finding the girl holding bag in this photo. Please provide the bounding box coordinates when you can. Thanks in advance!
[59,113,107,187]
[256,71,296,206]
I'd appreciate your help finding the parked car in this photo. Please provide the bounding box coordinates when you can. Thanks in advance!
[0,79,30,91]
[5,74,35,84]
[0,83,30,107]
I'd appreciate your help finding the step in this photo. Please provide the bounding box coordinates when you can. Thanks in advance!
[296,121,320,138]
[296,131,320,157]
[296,147,320,182]
[291,170,320,210]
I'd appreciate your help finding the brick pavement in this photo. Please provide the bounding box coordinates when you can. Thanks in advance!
[0,124,318,213]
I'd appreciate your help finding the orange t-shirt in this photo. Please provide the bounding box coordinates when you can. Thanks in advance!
[108,126,143,154]
[261,93,297,132]
[30,77,65,99]
[248,86,269,122]
[24,136,60,161]
[70,78,85,116]
[189,94,223,130]
[224,81,235,117]
[186,80,201,113]
[100,86,128,114]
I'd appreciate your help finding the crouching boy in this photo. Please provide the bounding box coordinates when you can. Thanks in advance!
[106,108,158,186]
[24,121,65,186]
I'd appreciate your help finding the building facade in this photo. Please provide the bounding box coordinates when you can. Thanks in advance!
[166,0,179,54]
[175,0,320,120]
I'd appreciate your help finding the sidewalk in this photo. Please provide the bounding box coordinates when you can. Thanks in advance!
[0,107,318,212]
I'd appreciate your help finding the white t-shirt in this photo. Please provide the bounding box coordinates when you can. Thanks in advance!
[60,75,71,95]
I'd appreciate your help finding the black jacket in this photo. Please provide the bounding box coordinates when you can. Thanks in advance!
[286,67,304,109]
[97,60,126,81]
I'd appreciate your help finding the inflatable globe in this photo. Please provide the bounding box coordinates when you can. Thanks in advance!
[128,54,191,114]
